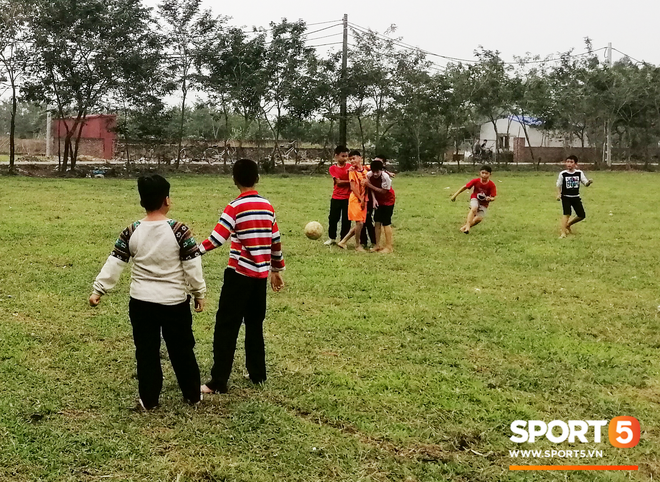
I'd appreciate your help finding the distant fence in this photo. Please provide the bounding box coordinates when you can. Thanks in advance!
[513,145,660,164]
[0,137,107,159]
[118,141,333,164]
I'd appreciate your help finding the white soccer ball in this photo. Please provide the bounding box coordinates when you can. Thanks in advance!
[304,221,323,240]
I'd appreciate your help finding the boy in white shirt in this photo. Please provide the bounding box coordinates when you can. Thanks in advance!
[89,174,206,409]
[556,155,593,238]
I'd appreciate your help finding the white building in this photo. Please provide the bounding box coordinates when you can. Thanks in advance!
[478,116,589,152]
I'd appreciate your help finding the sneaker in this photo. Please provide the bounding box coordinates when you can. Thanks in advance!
[324,239,336,246]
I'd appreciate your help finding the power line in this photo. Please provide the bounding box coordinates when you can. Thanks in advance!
[306,19,343,27]
[305,32,343,43]
[308,41,345,49]
[348,22,477,64]
[507,47,607,65]
[304,23,343,37]
[612,48,644,64]
[348,22,618,67]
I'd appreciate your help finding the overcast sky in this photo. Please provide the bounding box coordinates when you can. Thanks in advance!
[144,0,659,66]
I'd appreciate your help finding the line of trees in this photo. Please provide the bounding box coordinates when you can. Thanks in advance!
[2,0,660,172]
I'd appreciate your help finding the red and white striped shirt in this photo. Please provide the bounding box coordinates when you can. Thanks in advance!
[199,191,285,278]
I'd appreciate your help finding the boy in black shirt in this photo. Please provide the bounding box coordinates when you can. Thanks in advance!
[556,155,593,238]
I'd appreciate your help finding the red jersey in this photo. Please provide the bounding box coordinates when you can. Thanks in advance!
[199,191,285,279]
[329,163,351,200]
[367,171,395,206]
[466,178,496,207]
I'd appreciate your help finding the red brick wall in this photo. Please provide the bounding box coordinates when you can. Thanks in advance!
[0,137,108,159]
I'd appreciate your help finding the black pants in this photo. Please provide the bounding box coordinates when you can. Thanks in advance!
[328,198,351,241]
[207,268,268,391]
[360,206,376,246]
[561,196,586,218]
[128,298,200,408]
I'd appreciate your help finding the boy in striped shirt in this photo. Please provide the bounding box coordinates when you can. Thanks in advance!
[199,159,285,394]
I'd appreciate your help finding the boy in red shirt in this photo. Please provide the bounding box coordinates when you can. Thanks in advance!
[199,159,285,394]
[450,165,496,234]
[325,145,351,245]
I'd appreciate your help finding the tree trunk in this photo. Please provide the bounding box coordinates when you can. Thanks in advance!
[9,79,16,173]
[176,77,188,168]
[490,116,499,163]
[72,117,86,170]
[520,123,535,163]
[357,115,365,154]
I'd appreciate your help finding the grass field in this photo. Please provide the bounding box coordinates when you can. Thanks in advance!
[0,172,659,481]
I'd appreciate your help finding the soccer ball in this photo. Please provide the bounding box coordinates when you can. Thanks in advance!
[304,221,323,240]
[477,193,487,201]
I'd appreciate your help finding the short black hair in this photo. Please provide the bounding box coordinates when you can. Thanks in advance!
[334,145,349,155]
[566,155,578,163]
[348,149,361,158]
[138,174,170,211]
[374,154,387,163]
[233,158,259,187]
[480,165,492,173]
[370,159,384,172]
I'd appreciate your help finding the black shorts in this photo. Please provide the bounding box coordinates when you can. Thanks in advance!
[561,196,585,218]
[374,204,394,226]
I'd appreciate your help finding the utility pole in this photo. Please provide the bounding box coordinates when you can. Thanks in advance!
[605,42,613,167]
[339,13,348,146]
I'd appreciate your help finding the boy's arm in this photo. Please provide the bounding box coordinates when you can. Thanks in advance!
[349,178,362,199]
[174,222,206,308]
[450,185,468,201]
[556,173,563,200]
[270,216,285,291]
[330,166,350,186]
[199,204,236,255]
[90,228,132,305]
[488,183,497,202]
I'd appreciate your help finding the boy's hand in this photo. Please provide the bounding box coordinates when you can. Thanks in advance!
[89,293,101,307]
[486,196,495,202]
[556,194,561,201]
[586,180,593,187]
[450,195,456,202]
[270,272,284,292]
[194,298,205,312]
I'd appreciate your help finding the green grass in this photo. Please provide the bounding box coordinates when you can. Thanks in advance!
[0,172,659,481]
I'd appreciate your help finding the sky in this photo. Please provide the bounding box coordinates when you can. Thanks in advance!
[144,0,659,66]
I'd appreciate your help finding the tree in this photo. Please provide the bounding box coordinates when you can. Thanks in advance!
[261,19,316,169]
[0,0,31,173]
[347,28,398,155]
[511,57,552,164]
[467,48,513,160]
[158,0,224,167]
[24,0,164,171]
[196,26,268,165]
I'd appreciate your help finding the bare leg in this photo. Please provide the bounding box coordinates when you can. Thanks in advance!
[337,226,355,249]
[462,207,478,233]
[560,215,570,238]
[379,226,394,253]
[354,222,365,251]
[371,222,383,251]
[567,216,584,228]
[470,216,483,227]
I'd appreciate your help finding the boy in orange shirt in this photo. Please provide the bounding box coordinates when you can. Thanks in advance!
[338,150,369,252]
